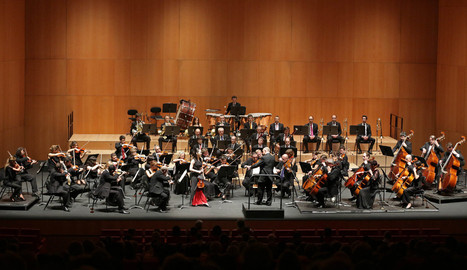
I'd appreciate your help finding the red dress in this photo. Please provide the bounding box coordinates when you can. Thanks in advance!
[192,186,208,206]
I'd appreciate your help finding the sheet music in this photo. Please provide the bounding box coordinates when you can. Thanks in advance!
[179,170,187,183]
[252,167,260,175]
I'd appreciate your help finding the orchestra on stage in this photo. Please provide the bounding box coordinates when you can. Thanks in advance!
[3,97,465,214]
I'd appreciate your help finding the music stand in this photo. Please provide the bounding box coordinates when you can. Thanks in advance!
[175,162,190,209]
[272,130,283,139]
[36,161,48,206]
[217,140,230,151]
[142,124,157,135]
[323,126,338,136]
[188,126,204,137]
[350,125,365,136]
[160,154,173,165]
[293,125,308,161]
[239,128,254,142]
[84,154,99,165]
[217,165,236,203]
[279,147,297,157]
[299,162,312,174]
[163,103,177,119]
[163,125,180,136]
[379,145,395,201]
[216,126,230,135]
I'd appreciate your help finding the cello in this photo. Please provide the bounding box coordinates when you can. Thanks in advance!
[422,132,445,185]
[439,136,466,192]
[390,130,414,180]
[395,161,426,197]
[353,160,378,196]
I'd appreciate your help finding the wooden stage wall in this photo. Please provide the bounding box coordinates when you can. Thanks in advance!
[436,0,467,151]
[23,0,442,158]
[0,0,25,163]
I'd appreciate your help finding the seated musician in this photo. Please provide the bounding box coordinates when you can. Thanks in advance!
[48,163,73,212]
[400,157,425,209]
[275,154,294,198]
[393,131,413,154]
[215,155,234,200]
[281,137,295,149]
[48,145,67,172]
[356,159,380,209]
[244,114,258,130]
[159,115,177,152]
[5,157,25,202]
[216,115,230,127]
[192,116,202,127]
[131,113,151,151]
[355,115,376,154]
[225,147,240,166]
[306,155,340,207]
[64,157,89,200]
[126,148,146,188]
[269,116,284,146]
[200,148,219,198]
[228,135,242,152]
[421,135,444,159]
[115,135,134,160]
[303,116,321,153]
[277,126,295,146]
[241,152,259,196]
[68,141,89,166]
[326,115,344,153]
[253,137,266,151]
[189,128,204,147]
[85,156,103,187]
[302,153,320,186]
[147,163,173,212]
[348,152,372,200]
[211,127,229,148]
[441,142,465,178]
[14,147,39,196]
[93,163,129,214]
[189,149,212,205]
[250,126,267,150]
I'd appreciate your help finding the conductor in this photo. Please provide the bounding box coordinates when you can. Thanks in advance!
[247,147,275,206]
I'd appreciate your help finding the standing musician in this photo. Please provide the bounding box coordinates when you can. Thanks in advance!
[159,115,177,152]
[421,135,444,160]
[393,131,412,154]
[47,145,66,172]
[67,141,89,166]
[173,152,190,195]
[356,159,380,209]
[14,147,39,196]
[400,159,425,209]
[48,163,73,212]
[147,163,173,212]
[277,126,295,146]
[93,163,129,214]
[131,113,151,151]
[5,157,25,201]
[326,115,345,152]
[440,142,465,179]
[355,115,376,154]
[247,147,275,206]
[275,154,294,198]
[314,157,341,208]
[115,135,134,160]
[303,116,321,153]
[241,152,259,196]
[269,116,284,146]
[225,96,241,130]
[244,114,258,130]
[189,149,210,206]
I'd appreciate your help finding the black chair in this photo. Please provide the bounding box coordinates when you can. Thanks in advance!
[0,171,13,199]
[128,109,138,121]
[150,107,163,120]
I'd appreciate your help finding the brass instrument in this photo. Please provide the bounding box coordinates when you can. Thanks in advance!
[319,118,325,142]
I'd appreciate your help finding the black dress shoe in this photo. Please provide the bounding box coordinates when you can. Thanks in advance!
[119,209,130,214]
[255,201,262,205]
[265,201,272,206]
[64,206,70,212]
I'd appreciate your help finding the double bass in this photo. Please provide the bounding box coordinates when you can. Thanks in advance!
[390,130,414,181]
[422,132,445,185]
[439,136,466,192]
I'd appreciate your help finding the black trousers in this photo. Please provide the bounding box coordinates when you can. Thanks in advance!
[326,135,344,151]
[132,133,151,150]
[257,178,272,204]
[108,188,125,210]
[303,136,321,151]
[20,173,38,193]
[356,136,376,152]
[5,180,22,197]
[158,136,177,152]
[151,190,170,210]
[401,186,421,205]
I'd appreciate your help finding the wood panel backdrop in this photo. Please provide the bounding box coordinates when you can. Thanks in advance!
[3,0,459,159]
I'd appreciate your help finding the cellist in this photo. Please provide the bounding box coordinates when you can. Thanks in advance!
[314,156,341,208]
[400,159,425,209]
[348,152,372,201]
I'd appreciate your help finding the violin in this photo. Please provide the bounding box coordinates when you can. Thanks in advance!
[197,177,205,189]
[122,143,136,149]
[134,154,147,161]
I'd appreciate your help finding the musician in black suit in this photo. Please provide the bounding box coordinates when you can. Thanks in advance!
[148,165,173,212]
[421,135,444,159]
[326,115,344,152]
[159,115,177,152]
[48,163,72,212]
[244,114,258,130]
[253,137,266,150]
[131,113,151,150]
[400,158,425,209]
[93,165,129,214]
[228,136,242,152]
[248,147,275,206]
[269,116,284,145]
[280,137,295,150]
[189,128,204,148]
[277,126,295,146]
[225,95,241,115]
[303,116,321,153]
[211,127,230,146]
[216,115,231,127]
[314,156,341,208]
[355,115,376,154]
[393,131,413,154]
[241,152,259,196]
[441,142,465,173]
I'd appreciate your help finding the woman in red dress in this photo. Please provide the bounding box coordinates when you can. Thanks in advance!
[189,149,209,207]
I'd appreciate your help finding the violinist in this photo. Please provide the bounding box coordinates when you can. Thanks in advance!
[189,149,210,206]
[326,115,344,153]
[214,155,234,200]
[15,147,39,196]
[64,157,89,202]
[356,159,380,209]
[93,163,129,214]
[393,131,413,154]
[228,136,242,152]
[68,141,89,166]
[400,159,425,209]
[225,148,238,165]
[110,153,125,168]
[269,116,284,145]
[115,135,134,160]
[191,137,206,157]
[5,157,25,202]
[275,154,294,198]
[48,163,73,212]
[338,146,350,176]
[247,147,275,206]
[303,116,321,153]
[173,151,190,195]
[126,148,146,188]
[48,145,67,172]
[85,156,102,188]
[200,148,219,198]
[148,163,173,212]
[244,114,258,130]
[131,113,151,150]
[159,115,177,152]
[241,152,259,196]
[355,115,376,154]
